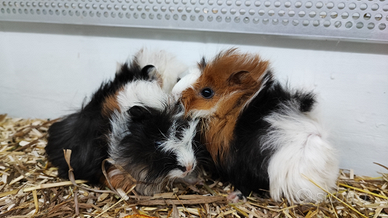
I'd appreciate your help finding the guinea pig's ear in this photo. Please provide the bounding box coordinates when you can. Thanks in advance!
[141,65,157,78]
[198,57,207,71]
[227,70,251,86]
[127,106,150,121]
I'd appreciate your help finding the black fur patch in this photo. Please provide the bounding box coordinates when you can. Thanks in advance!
[45,60,156,184]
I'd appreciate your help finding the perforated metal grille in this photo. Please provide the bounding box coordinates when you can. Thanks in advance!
[1,1,387,43]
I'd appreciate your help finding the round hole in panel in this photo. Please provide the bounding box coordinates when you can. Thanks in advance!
[323,20,330,27]
[264,1,271,7]
[165,13,170,19]
[253,17,259,23]
[130,5,135,10]
[169,6,175,12]
[319,11,326,18]
[212,8,218,13]
[364,13,371,20]
[268,9,274,16]
[190,14,195,20]
[326,2,334,9]
[153,6,158,11]
[284,1,291,8]
[235,1,242,6]
[383,4,388,12]
[249,9,255,15]
[305,1,313,8]
[190,0,195,4]
[198,14,204,21]
[375,13,383,21]
[262,18,269,24]
[292,19,299,26]
[371,3,379,11]
[243,17,249,23]
[259,9,265,16]
[356,22,363,29]
[341,12,349,19]
[309,11,316,18]
[330,12,338,19]
[295,1,302,8]
[360,3,367,10]
[234,16,240,23]
[367,22,375,29]
[245,1,251,7]
[298,11,305,17]
[146,5,152,11]
[378,23,386,30]
[345,21,352,28]
[348,3,356,10]
[111,12,117,18]
[194,7,200,13]
[207,15,213,21]
[334,20,341,28]
[312,20,319,26]
[272,18,279,25]
[302,19,309,26]
[240,8,246,15]
[282,19,289,25]
[316,1,323,9]
[62,9,66,15]
[352,13,360,20]
[157,13,162,19]
[208,0,214,5]
[288,10,295,17]
[225,16,231,22]
[69,10,74,16]
[254,1,261,7]
[216,15,221,21]
[149,13,155,19]
[230,8,236,15]
[103,11,109,17]
[278,10,285,16]
[118,12,123,18]
[133,12,139,18]
[274,1,281,7]
[226,1,232,6]
[30,9,34,14]
[221,8,227,14]
[173,14,179,20]
[337,2,345,10]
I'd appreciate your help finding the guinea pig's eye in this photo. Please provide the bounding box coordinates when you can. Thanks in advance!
[200,88,214,99]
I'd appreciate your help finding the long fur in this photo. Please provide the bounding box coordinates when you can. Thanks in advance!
[178,49,339,202]
[45,49,197,195]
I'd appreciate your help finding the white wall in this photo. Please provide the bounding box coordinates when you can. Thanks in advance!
[1,21,387,177]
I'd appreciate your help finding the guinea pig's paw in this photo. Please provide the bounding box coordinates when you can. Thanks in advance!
[227,190,247,203]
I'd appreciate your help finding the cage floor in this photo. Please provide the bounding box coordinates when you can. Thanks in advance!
[0,114,387,218]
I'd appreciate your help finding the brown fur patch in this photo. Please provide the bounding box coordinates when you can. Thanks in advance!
[101,88,123,118]
[101,165,137,192]
[181,48,270,163]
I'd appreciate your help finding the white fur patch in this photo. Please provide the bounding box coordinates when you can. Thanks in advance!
[161,119,199,173]
[135,48,188,93]
[116,80,170,112]
[171,67,201,100]
[263,101,339,202]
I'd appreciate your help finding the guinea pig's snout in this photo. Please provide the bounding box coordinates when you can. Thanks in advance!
[178,163,194,175]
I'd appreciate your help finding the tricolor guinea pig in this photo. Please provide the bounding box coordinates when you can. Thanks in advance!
[45,48,201,195]
[176,48,339,203]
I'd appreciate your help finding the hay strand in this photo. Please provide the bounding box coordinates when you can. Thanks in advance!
[0,114,387,217]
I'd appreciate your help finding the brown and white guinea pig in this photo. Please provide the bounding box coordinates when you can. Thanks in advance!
[45,48,202,195]
[174,48,339,203]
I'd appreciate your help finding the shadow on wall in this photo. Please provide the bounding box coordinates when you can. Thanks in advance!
[1,21,388,55]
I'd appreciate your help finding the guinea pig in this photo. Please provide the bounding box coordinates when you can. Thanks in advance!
[45,48,200,195]
[177,48,339,203]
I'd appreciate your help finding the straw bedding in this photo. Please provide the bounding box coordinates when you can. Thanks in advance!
[0,114,387,218]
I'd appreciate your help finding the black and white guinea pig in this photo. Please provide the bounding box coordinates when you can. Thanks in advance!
[45,48,201,195]
[176,48,339,203]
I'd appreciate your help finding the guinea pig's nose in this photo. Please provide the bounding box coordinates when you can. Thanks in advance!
[178,164,194,173]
